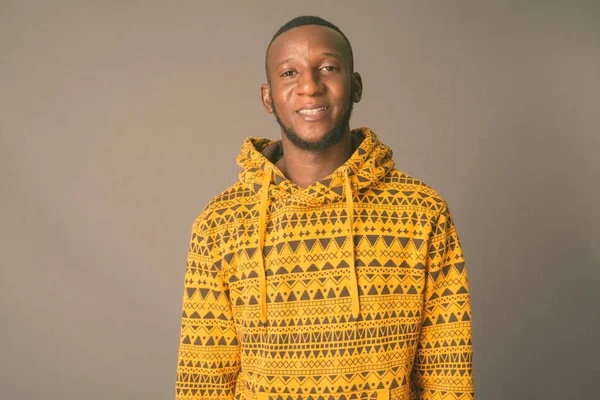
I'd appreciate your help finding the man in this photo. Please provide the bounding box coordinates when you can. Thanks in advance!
[175,16,475,400]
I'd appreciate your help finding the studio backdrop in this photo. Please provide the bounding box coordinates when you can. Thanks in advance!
[1,1,598,399]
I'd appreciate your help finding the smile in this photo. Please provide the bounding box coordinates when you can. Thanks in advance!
[296,106,330,121]
[298,106,328,115]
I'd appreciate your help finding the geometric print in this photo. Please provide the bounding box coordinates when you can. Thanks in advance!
[176,128,474,400]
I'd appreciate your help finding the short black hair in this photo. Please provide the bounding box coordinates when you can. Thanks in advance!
[265,15,354,82]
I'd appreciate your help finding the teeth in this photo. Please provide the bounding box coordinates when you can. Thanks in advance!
[299,107,327,115]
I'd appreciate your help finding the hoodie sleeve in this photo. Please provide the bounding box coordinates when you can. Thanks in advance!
[412,203,475,399]
[175,218,241,400]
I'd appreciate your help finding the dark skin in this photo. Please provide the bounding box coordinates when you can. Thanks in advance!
[261,25,363,188]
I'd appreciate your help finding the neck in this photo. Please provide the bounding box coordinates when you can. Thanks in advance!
[275,130,357,188]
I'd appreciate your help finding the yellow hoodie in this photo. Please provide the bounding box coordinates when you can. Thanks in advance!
[176,128,475,400]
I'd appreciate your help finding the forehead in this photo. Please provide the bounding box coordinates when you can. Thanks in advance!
[267,25,350,68]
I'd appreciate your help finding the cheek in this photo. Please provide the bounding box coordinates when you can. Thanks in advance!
[279,86,295,105]
[332,88,351,115]
[272,88,296,116]
[272,82,293,100]
[330,81,351,103]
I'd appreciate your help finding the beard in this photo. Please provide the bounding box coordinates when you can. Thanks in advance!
[270,89,354,152]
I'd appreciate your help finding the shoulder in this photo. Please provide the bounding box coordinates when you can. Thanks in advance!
[381,169,462,241]
[380,168,450,216]
[191,180,250,235]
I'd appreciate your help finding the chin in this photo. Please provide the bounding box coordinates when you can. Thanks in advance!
[296,130,329,143]
[282,122,347,152]
[290,131,330,146]
[295,122,335,139]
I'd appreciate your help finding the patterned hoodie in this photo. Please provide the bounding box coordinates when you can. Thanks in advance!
[176,127,475,400]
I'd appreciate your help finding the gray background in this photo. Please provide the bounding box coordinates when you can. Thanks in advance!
[1,1,599,399]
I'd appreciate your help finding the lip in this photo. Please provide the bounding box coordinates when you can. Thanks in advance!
[296,105,330,122]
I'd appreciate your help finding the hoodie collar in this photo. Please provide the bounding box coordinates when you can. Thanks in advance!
[237,127,395,203]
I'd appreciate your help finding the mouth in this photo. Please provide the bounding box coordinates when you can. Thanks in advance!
[296,106,330,121]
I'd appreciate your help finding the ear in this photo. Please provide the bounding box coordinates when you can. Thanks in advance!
[350,72,363,103]
[261,83,274,113]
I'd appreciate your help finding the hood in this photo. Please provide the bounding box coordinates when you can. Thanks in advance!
[235,127,395,329]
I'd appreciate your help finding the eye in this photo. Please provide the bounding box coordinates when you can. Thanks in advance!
[280,70,296,77]
[321,65,338,72]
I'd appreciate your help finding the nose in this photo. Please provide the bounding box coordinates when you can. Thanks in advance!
[296,70,323,96]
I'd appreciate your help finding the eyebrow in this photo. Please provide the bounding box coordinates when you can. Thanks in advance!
[274,52,344,70]
[274,58,295,70]
[321,52,343,60]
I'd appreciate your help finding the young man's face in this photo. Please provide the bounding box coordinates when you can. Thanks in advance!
[262,25,362,151]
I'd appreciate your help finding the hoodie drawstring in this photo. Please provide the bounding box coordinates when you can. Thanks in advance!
[343,167,360,321]
[257,165,360,327]
[258,166,273,325]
